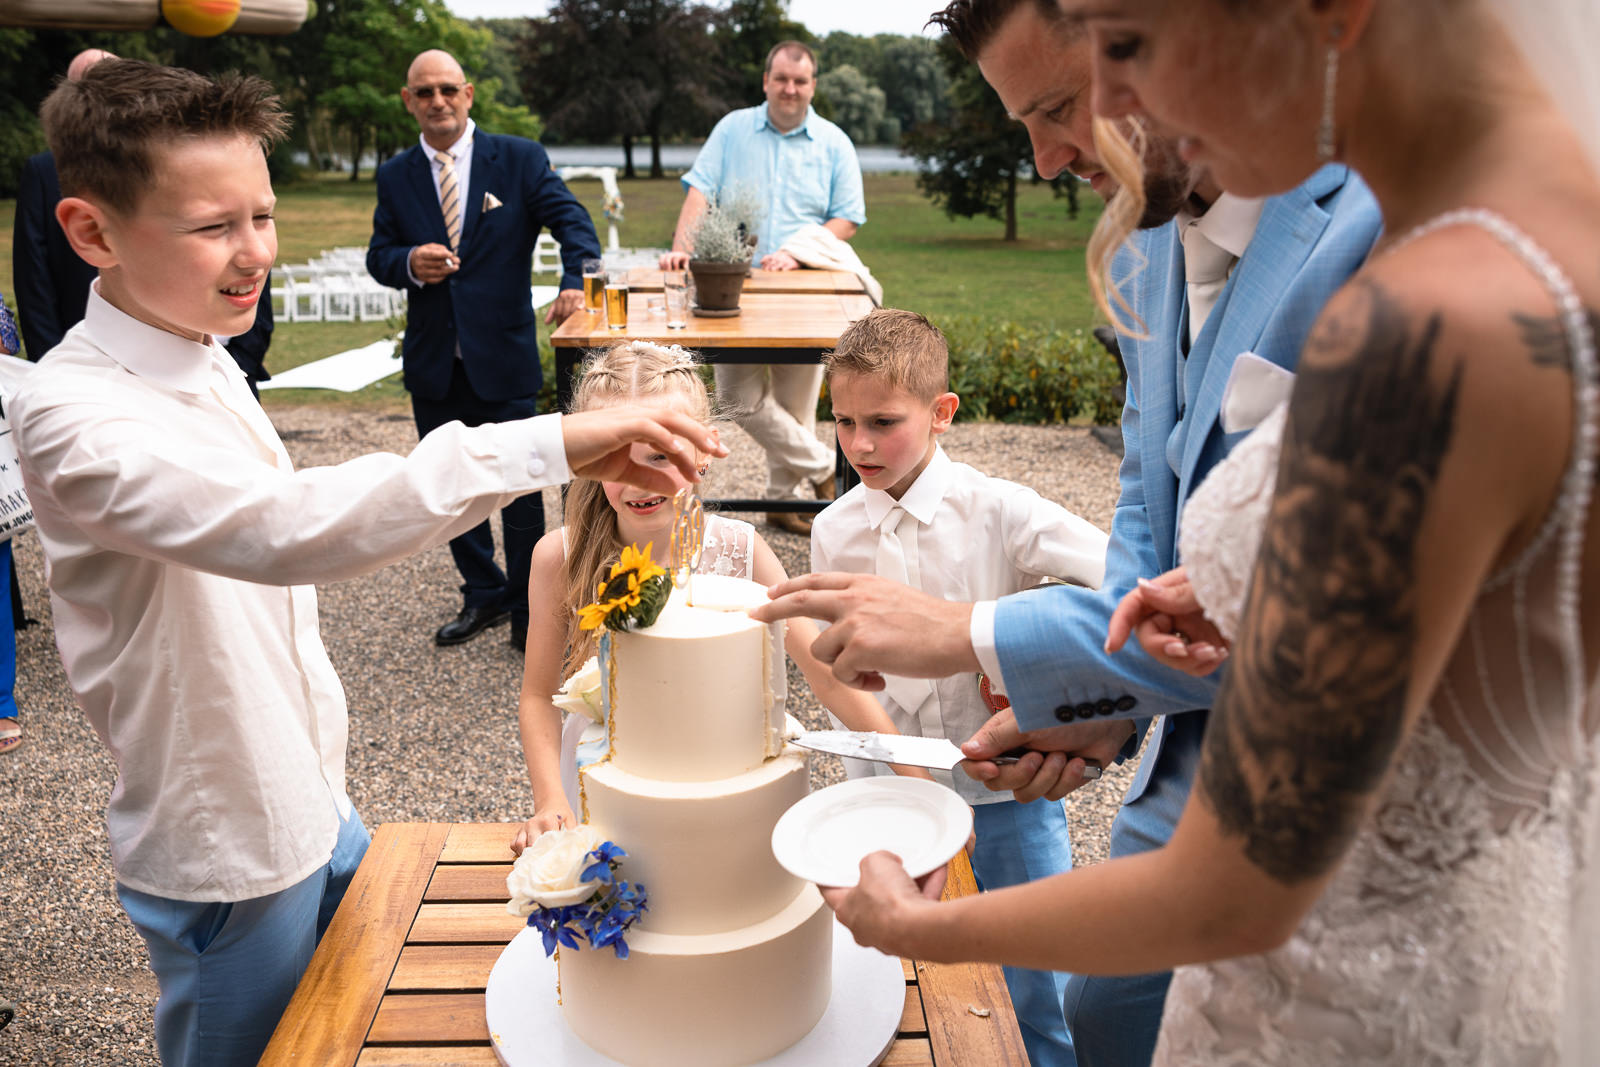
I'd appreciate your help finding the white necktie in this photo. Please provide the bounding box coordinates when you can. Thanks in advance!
[875,507,934,711]
[436,150,461,252]
[1182,221,1234,348]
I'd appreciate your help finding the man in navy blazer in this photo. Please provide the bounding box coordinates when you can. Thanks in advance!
[756,4,1384,1064]
[368,49,600,652]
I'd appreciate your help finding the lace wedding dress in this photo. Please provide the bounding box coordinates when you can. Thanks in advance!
[1153,210,1600,1065]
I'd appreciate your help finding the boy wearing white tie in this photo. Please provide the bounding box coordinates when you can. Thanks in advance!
[810,308,1108,1067]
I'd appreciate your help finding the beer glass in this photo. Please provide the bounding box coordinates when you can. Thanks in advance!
[604,280,629,330]
[663,271,689,329]
[582,258,606,313]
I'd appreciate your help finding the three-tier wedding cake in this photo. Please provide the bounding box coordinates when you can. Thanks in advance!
[559,574,833,1066]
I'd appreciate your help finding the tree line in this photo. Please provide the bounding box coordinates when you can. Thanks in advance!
[0,0,1077,240]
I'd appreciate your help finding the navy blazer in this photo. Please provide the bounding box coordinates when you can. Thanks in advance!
[13,152,98,361]
[992,165,1383,783]
[367,131,601,404]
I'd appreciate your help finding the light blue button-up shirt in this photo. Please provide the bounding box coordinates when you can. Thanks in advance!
[682,103,866,260]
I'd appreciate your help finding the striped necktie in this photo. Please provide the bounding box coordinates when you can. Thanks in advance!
[436,150,461,252]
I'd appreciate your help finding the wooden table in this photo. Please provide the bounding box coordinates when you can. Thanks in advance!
[552,291,875,514]
[623,267,868,295]
[262,822,1026,1067]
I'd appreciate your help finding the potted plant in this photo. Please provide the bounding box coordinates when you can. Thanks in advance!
[687,189,763,315]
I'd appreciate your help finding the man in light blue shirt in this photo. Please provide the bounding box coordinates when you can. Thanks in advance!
[661,41,867,535]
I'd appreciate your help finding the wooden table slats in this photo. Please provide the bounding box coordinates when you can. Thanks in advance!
[551,292,874,351]
[263,823,1024,1066]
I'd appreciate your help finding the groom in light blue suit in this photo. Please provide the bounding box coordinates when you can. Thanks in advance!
[758,4,1385,1065]
[989,160,1380,1066]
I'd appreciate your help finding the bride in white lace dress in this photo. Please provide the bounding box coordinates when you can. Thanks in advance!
[813,0,1599,1061]
[1082,0,1600,1061]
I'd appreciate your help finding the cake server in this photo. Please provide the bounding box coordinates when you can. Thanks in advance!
[788,731,1102,779]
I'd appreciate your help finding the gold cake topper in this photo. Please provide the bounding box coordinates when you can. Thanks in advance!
[668,487,705,591]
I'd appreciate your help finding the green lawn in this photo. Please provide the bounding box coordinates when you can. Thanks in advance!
[0,170,1103,410]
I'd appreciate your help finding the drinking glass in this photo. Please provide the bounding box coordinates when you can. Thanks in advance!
[604,280,629,330]
[646,296,666,321]
[582,258,606,313]
[663,271,689,329]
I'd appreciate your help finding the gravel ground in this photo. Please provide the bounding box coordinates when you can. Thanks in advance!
[0,405,1129,1065]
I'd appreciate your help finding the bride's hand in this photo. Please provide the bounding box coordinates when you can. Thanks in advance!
[509,807,578,856]
[1105,567,1230,677]
[820,851,947,957]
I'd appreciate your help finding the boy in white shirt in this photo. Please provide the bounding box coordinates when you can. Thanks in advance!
[13,60,722,1067]
[812,308,1107,1067]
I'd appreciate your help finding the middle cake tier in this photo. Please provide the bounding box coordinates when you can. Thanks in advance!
[581,745,811,936]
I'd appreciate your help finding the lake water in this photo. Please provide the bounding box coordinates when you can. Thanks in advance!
[543,143,921,173]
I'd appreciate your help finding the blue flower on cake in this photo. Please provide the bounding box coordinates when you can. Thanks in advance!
[507,825,648,959]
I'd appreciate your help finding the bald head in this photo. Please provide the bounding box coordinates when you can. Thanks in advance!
[402,49,474,152]
[67,49,117,82]
[407,49,464,85]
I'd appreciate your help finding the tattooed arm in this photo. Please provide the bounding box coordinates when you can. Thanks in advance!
[824,246,1579,972]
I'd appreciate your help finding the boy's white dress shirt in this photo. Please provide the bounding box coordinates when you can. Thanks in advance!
[8,285,569,901]
[811,445,1108,803]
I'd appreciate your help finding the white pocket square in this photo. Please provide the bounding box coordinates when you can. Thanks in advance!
[1220,351,1296,433]
[482,192,503,213]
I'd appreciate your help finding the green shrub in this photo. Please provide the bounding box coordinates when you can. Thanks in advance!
[941,317,1123,426]
[817,316,1123,426]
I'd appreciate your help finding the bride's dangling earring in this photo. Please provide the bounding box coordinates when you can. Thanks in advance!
[1317,28,1342,162]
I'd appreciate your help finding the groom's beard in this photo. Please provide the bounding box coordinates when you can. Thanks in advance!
[1139,138,1202,230]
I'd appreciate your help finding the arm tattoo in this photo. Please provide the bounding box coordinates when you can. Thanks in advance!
[1198,282,1461,885]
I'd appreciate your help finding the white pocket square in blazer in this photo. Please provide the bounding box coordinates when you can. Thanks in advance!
[482,191,503,213]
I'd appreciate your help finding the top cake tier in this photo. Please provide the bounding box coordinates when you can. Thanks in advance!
[604,576,783,782]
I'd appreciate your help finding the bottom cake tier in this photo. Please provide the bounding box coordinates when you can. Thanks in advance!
[559,884,833,1067]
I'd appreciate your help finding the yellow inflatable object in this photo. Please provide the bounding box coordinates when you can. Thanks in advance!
[161,0,241,36]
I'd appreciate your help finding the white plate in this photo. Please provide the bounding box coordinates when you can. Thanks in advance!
[771,777,973,888]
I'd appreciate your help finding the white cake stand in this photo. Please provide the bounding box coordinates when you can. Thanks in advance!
[485,920,904,1067]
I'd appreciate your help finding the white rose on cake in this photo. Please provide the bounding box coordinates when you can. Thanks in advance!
[551,657,604,723]
[507,824,603,915]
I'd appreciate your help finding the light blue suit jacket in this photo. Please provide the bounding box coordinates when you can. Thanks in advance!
[994,164,1382,809]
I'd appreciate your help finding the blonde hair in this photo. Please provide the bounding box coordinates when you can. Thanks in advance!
[1086,115,1152,338]
[825,308,950,400]
[560,342,712,674]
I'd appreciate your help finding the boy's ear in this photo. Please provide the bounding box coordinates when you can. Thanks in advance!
[55,197,119,270]
[930,392,959,434]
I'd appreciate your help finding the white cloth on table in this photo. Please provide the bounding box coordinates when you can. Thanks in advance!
[8,283,569,902]
[778,223,884,306]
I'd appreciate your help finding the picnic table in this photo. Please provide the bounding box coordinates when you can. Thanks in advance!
[551,288,876,514]
[260,822,1027,1066]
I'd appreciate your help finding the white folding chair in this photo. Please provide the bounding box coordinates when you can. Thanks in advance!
[533,234,562,275]
[322,273,357,322]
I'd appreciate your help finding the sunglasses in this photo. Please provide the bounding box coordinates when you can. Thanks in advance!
[409,83,465,100]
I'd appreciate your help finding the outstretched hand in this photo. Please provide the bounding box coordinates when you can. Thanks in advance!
[1105,568,1229,677]
[820,851,947,958]
[961,709,1133,802]
[561,406,727,497]
[748,573,980,690]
